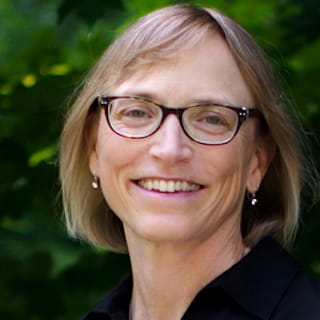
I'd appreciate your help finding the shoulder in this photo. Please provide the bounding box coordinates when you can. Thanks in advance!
[272,270,320,319]
[80,275,132,320]
[211,237,320,319]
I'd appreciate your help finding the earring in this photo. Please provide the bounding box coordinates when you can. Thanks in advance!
[248,192,258,206]
[91,176,99,190]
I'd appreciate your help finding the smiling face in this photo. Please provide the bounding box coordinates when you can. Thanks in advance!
[89,33,272,246]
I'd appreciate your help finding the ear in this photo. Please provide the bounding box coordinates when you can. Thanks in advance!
[246,134,276,193]
[89,146,99,177]
[86,112,100,177]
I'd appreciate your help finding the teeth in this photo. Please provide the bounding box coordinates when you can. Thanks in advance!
[167,181,175,192]
[159,180,167,192]
[138,179,200,192]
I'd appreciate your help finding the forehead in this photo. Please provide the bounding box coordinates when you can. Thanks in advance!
[110,34,254,107]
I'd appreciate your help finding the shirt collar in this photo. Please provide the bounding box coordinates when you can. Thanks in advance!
[82,276,132,319]
[207,237,299,319]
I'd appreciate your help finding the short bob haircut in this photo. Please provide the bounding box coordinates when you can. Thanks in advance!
[59,4,312,252]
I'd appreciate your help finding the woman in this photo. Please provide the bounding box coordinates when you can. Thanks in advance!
[59,4,320,320]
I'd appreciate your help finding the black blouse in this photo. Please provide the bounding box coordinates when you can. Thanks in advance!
[81,237,320,319]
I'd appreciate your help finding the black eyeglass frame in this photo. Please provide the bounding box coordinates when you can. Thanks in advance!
[91,95,263,145]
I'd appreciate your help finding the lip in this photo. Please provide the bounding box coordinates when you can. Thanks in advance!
[133,178,204,193]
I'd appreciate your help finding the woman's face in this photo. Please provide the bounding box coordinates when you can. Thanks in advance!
[89,34,271,245]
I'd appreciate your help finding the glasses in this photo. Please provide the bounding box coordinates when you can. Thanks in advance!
[93,96,262,145]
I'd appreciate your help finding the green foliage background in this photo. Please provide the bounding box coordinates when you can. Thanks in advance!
[0,0,319,319]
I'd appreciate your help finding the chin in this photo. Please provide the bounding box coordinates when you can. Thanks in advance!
[129,216,201,244]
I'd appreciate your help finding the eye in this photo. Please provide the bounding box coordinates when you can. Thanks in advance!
[201,114,226,125]
[193,110,229,127]
[185,106,236,135]
[110,99,159,124]
[123,107,151,119]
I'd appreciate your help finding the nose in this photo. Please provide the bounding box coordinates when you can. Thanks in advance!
[149,114,192,164]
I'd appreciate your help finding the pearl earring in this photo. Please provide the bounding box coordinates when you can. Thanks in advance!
[248,191,258,206]
[91,176,99,189]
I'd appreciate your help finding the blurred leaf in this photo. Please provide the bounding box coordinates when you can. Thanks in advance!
[28,145,57,167]
[58,0,125,25]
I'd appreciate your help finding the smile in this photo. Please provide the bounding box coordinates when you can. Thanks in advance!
[136,179,201,192]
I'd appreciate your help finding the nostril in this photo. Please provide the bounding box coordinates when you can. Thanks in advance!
[149,136,192,164]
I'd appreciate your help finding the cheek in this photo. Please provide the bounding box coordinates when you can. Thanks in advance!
[202,135,254,197]
[205,144,246,178]
[95,116,132,166]
[94,122,143,195]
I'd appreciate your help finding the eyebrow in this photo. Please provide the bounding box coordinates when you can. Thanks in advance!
[115,90,238,108]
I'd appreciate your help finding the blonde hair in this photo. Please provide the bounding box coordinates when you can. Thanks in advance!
[59,4,313,251]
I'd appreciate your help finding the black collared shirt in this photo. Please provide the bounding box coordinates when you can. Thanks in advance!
[81,237,320,319]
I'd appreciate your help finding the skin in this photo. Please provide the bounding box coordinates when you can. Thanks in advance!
[89,33,274,320]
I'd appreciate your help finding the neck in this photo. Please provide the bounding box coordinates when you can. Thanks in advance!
[126,228,248,320]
